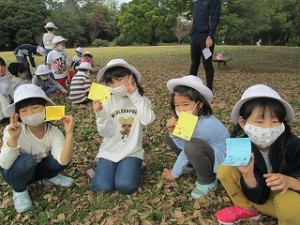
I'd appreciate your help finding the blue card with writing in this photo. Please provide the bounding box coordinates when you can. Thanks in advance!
[223,138,251,166]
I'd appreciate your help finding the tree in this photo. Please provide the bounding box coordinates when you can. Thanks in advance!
[117,0,177,45]
[0,0,49,49]
[172,16,192,44]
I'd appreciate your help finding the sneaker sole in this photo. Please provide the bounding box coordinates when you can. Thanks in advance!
[217,214,261,225]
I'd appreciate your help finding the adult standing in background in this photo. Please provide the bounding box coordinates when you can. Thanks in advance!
[189,0,221,92]
[14,44,46,79]
[43,22,58,64]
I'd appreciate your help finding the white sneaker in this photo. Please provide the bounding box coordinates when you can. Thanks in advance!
[44,174,74,187]
[13,190,32,213]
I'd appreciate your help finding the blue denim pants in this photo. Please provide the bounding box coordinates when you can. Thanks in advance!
[92,157,143,194]
[0,153,67,192]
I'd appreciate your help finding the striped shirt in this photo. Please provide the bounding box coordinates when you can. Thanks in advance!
[69,71,91,104]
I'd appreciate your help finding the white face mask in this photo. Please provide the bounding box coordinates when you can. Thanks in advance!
[57,45,65,52]
[111,85,128,97]
[175,101,199,117]
[20,109,46,127]
[243,122,285,148]
[40,75,49,80]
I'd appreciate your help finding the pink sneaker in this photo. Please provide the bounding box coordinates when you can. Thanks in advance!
[215,206,261,225]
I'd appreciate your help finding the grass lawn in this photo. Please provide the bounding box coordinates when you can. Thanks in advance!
[0,45,299,224]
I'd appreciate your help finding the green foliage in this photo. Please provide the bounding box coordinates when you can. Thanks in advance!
[0,0,48,48]
[117,0,177,45]
[92,39,110,47]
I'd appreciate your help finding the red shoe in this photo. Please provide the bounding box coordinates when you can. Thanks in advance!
[215,206,261,225]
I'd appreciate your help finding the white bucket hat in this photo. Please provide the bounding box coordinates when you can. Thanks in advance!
[231,84,295,124]
[83,51,93,56]
[36,46,46,56]
[6,84,55,115]
[76,47,83,54]
[35,65,52,76]
[44,22,58,29]
[75,62,94,71]
[52,36,68,45]
[167,75,213,102]
[97,58,142,83]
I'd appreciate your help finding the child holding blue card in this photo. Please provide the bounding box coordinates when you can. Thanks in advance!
[215,84,300,225]
[162,75,229,199]
[92,59,155,194]
[0,84,74,213]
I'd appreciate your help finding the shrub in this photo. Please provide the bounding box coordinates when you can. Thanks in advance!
[92,39,110,47]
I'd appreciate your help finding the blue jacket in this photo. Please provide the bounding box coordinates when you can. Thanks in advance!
[190,0,221,43]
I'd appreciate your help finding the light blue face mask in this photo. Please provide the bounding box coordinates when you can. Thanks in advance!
[175,101,199,117]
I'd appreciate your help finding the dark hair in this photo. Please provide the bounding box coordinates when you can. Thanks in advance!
[170,85,212,117]
[0,57,6,66]
[8,63,27,76]
[232,97,292,173]
[100,66,144,96]
[232,98,286,137]
[46,28,55,32]
[15,98,47,113]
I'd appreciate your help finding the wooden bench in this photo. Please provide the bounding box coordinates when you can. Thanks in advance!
[213,56,232,69]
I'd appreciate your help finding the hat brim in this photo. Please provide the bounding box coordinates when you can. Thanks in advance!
[167,77,213,102]
[44,25,58,29]
[231,96,295,124]
[97,63,141,83]
[6,96,55,115]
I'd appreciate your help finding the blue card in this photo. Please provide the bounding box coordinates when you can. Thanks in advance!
[223,138,251,166]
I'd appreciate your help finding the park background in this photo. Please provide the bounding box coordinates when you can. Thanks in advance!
[0,0,300,224]
[0,0,299,49]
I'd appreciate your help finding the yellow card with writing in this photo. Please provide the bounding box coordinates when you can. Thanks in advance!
[88,82,111,104]
[45,106,65,121]
[172,112,198,141]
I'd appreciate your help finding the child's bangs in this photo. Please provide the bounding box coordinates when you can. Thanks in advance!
[102,67,132,84]
[15,98,46,112]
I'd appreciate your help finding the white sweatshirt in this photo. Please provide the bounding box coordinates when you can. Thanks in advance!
[95,90,155,162]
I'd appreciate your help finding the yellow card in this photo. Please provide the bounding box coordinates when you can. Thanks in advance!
[172,112,198,141]
[88,82,111,104]
[45,106,65,121]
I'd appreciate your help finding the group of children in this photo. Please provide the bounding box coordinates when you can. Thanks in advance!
[1,41,300,224]
[0,21,96,123]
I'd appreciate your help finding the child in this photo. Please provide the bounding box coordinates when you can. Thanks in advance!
[14,44,46,79]
[215,84,300,225]
[81,51,95,68]
[0,62,28,122]
[69,62,92,105]
[0,84,74,213]
[71,47,83,68]
[6,62,28,99]
[46,36,70,89]
[0,56,6,77]
[0,57,10,122]
[162,75,229,199]
[92,58,155,194]
[69,47,84,79]
[32,64,68,97]
[43,22,58,63]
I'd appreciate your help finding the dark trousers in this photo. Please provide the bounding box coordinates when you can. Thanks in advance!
[164,132,216,184]
[189,38,215,91]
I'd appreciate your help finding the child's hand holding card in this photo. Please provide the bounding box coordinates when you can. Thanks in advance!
[172,112,198,141]
[223,138,251,166]
[88,82,111,104]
